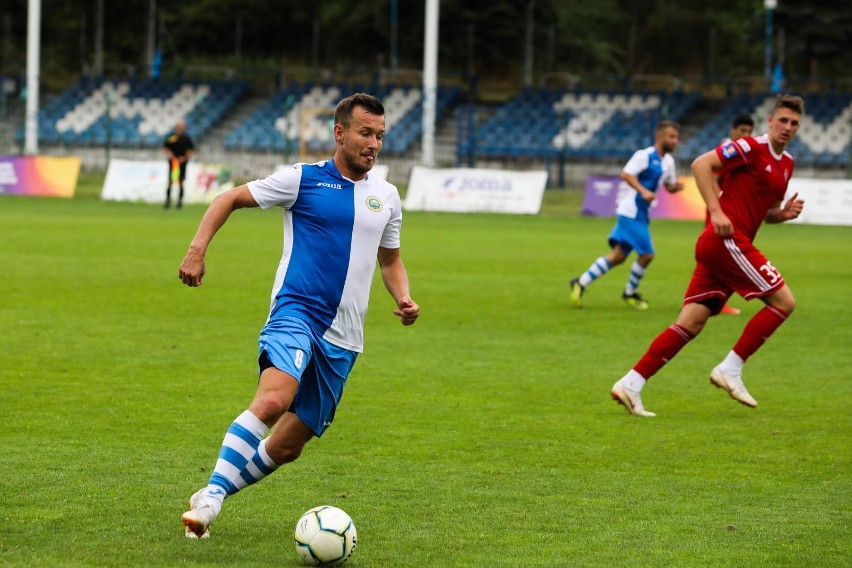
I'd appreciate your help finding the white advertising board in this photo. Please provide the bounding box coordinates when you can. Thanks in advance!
[101,159,234,204]
[785,178,852,226]
[405,166,547,215]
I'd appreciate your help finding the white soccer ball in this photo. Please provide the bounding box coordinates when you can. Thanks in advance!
[293,506,357,566]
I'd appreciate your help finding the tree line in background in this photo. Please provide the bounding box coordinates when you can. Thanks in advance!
[1,0,850,93]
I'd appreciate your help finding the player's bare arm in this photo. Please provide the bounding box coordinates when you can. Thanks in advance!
[664,178,685,193]
[620,171,655,202]
[179,185,259,287]
[692,150,733,236]
[765,192,805,224]
[377,246,419,326]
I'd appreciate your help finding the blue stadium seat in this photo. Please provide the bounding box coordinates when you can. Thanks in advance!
[29,77,247,149]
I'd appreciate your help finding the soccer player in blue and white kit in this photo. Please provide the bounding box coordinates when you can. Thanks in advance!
[569,121,684,310]
[178,93,419,539]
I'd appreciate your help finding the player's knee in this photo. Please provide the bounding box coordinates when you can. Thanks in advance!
[267,440,305,465]
[248,398,288,424]
[676,304,712,336]
[765,287,796,315]
[681,319,706,336]
[772,297,796,315]
[608,252,626,266]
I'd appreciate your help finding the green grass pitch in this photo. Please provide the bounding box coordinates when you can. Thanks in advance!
[0,172,849,566]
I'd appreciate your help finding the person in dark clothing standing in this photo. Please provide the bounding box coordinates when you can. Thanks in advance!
[163,119,195,209]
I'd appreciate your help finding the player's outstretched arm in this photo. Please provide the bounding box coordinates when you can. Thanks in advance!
[766,192,805,224]
[377,246,419,326]
[178,185,258,287]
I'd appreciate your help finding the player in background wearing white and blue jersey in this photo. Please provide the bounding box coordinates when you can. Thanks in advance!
[177,93,420,539]
[569,121,684,310]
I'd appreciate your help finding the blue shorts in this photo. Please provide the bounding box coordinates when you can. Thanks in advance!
[608,215,654,256]
[258,317,358,437]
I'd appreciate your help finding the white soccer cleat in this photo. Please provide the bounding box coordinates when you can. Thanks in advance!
[184,525,211,540]
[710,366,757,408]
[183,489,214,539]
[611,381,656,417]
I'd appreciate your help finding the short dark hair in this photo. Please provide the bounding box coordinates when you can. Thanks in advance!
[656,120,679,133]
[334,93,385,128]
[732,114,754,128]
[771,94,805,116]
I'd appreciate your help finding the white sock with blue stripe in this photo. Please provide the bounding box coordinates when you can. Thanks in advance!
[624,260,647,296]
[579,256,611,288]
[200,410,278,513]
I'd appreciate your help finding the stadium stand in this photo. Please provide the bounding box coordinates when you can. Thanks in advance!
[9,75,849,169]
[13,77,246,147]
[223,83,461,155]
[467,87,701,159]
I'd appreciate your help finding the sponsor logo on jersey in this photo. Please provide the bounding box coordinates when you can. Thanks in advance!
[736,138,752,153]
[765,165,772,173]
[317,182,343,190]
[366,196,383,212]
[783,169,789,182]
[721,142,738,159]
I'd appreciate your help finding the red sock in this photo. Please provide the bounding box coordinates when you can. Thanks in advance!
[732,306,789,362]
[633,324,695,380]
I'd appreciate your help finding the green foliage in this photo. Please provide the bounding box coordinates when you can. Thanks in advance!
[3,1,852,90]
[551,0,626,74]
[0,184,849,566]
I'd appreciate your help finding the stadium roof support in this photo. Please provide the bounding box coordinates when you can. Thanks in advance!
[24,0,41,155]
[421,0,438,167]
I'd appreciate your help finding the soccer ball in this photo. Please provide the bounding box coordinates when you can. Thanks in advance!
[293,506,357,566]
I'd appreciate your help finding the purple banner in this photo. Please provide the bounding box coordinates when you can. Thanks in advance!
[582,174,706,221]
[582,175,621,216]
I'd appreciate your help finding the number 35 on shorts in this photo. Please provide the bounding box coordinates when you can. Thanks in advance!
[759,261,782,284]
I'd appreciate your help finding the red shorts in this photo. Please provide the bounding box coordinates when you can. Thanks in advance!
[683,233,785,314]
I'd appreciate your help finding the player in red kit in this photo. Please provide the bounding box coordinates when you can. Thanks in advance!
[610,95,805,417]
[718,114,755,315]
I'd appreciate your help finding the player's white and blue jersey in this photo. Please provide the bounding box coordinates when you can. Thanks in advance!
[615,146,677,221]
[247,159,402,353]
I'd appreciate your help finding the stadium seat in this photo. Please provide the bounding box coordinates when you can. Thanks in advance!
[220,82,459,154]
[29,77,246,148]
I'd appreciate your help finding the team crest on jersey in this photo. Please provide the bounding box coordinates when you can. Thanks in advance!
[721,142,738,159]
[366,196,383,212]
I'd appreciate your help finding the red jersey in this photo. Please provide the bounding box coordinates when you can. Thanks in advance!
[703,134,794,242]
